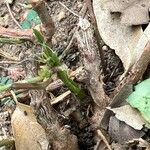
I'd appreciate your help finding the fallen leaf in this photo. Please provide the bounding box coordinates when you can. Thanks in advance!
[11,102,49,150]
[126,138,150,149]
[93,0,143,74]
[108,116,145,144]
[108,105,149,130]
[101,0,150,25]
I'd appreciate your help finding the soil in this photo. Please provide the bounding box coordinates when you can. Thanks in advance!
[0,0,124,150]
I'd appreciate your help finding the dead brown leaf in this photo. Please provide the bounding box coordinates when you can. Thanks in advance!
[102,0,150,25]
[11,102,49,150]
[108,105,149,130]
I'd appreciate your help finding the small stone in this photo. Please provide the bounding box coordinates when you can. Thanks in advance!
[102,45,109,51]
[77,2,83,9]
[57,11,66,22]
[0,15,9,27]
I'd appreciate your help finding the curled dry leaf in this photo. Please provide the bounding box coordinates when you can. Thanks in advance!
[108,116,145,144]
[11,102,49,150]
[100,0,150,25]
[93,0,150,75]
[108,105,150,130]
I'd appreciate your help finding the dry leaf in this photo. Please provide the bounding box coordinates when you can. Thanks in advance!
[11,102,49,150]
[93,0,148,74]
[101,0,150,25]
[108,105,149,130]
[108,116,145,144]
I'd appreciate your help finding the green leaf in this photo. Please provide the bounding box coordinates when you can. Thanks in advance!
[38,67,52,80]
[33,29,60,67]
[33,29,45,44]
[127,79,150,123]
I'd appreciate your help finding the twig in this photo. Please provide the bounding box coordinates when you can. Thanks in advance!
[0,89,27,99]
[101,41,150,130]
[85,0,106,75]
[0,60,19,64]
[29,0,55,45]
[10,90,18,103]
[112,41,150,98]
[51,90,71,105]
[6,2,22,29]
[0,26,34,41]
[0,37,25,44]
[59,2,80,18]
[75,18,108,108]
[97,129,112,150]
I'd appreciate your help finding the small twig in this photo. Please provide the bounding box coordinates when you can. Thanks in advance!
[0,26,34,41]
[0,89,27,100]
[0,37,25,44]
[75,18,108,107]
[0,60,19,64]
[112,41,150,98]
[29,0,55,45]
[51,90,71,105]
[59,2,80,18]
[97,129,112,150]
[85,0,106,75]
[6,2,22,29]
[10,90,18,103]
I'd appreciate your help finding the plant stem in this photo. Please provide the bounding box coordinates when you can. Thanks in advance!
[57,70,86,99]
[0,76,44,93]
[0,37,25,44]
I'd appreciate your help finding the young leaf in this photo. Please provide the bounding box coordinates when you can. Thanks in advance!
[33,29,45,44]
[127,79,150,123]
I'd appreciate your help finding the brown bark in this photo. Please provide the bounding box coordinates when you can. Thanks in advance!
[75,18,109,108]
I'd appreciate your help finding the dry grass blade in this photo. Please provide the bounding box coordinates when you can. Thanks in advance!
[0,49,19,61]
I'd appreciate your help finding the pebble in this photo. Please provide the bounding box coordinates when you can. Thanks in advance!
[57,11,66,22]
[102,45,109,51]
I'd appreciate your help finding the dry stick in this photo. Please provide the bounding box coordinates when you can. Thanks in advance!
[75,18,108,108]
[0,26,34,41]
[112,41,150,98]
[29,0,55,45]
[129,41,150,84]
[51,90,71,105]
[97,130,112,150]
[59,2,108,107]
[85,0,106,75]
[6,2,22,29]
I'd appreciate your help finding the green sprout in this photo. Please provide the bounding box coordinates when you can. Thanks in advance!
[33,29,86,99]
